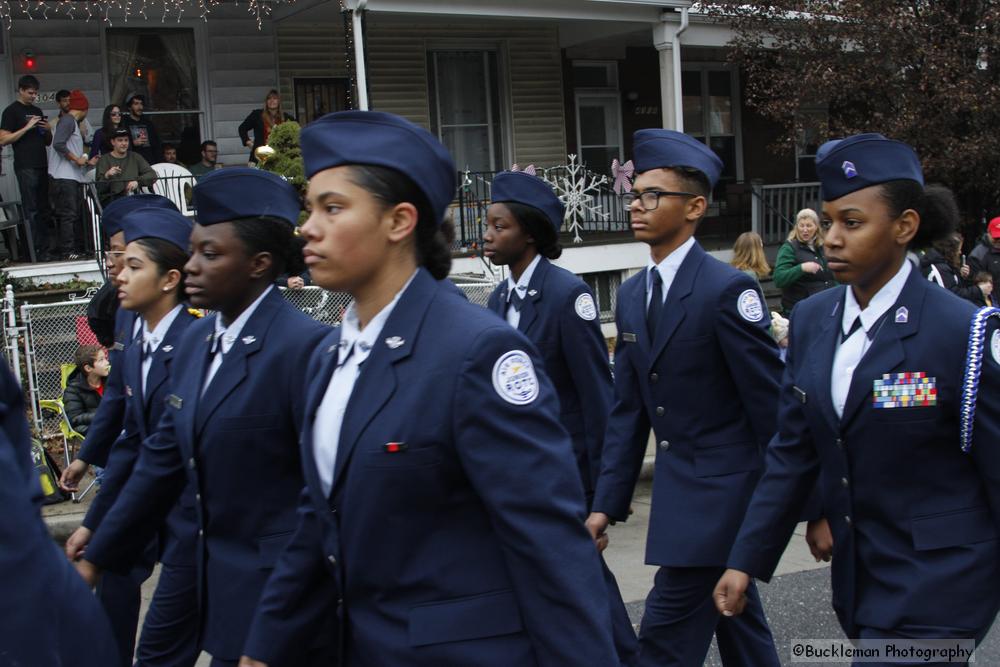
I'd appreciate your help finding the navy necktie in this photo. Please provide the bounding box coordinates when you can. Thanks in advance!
[647,268,663,339]
[509,290,524,314]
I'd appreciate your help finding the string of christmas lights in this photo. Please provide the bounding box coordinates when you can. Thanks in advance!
[0,0,290,29]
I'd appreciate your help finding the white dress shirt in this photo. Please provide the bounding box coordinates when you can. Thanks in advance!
[313,271,417,497]
[505,254,542,328]
[646,236,696,307]
[830,260,911,418]
[140,304,183,397]
[202,285,274,396]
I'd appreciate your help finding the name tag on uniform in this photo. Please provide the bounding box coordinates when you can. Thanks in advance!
[622,332,637,343]
[167,394,183,410]
[793,386,807,404]
[872,372,937,409]
[111,342,125,351]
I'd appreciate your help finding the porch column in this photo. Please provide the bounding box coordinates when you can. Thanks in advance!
[653,10,689,131]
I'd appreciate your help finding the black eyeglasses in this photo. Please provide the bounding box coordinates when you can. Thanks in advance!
[622,190,697,212]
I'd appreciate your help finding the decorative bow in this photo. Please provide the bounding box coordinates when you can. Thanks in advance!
[511,163,537,176]
[611,159,634,195]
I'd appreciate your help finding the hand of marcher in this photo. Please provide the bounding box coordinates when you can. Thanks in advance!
[801,261,821,274]
[239,657,268,667]
[805,517,833,562]
[59,458,89,492]
[585,512,611,552]
[74,558,100,588]
[713,569,750,617]
[65,526,92,561]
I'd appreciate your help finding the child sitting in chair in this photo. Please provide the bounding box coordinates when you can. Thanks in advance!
[63,345,110,435]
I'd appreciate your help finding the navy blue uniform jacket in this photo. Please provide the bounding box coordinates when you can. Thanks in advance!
[78,307,135,467]
[0,361,119,667]
[244,269,618,666]
[593,241,783,566]
[83,308,199,567]
[729,270,1000,638]
[84,289,329,661]
[486,257,613,496]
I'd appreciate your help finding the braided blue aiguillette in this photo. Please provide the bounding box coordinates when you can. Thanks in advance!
[960,307,1000,453]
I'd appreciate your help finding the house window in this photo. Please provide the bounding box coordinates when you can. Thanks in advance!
[428,50,504,172]
[581,270,622,323]
[573,62,622,175]
[681,67,741,195]
[106,28,202,163]
[293,78,349,126]
[795,107,828,182]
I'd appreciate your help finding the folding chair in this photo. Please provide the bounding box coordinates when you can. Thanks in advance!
[39,363,95,502]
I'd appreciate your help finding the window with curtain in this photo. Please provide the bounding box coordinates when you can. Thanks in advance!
[107,28,202,164]
[681,67,740,197]
[427,50,505,172]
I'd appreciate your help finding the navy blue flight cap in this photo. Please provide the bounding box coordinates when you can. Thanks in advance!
[491,171,565,233]
[632,128,724,189]
[120,207,193,252]
[192,168,301,227]
[101,194,177,237]
[816,133,923,202]
[300,110,457,226]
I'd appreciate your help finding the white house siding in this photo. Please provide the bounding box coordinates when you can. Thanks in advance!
[276,14,567,167]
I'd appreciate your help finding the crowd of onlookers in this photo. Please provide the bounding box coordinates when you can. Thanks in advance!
[0,77,297,263]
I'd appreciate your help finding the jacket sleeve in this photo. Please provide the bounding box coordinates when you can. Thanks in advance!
[84,400,187,574]
[136,154,157,187]
[62,384,88,431]
[772,242,804,289]
[81,431,140,531]
[242,488,338,665]
[452,325,617,666]
[559,284,613,498]
[715,273,784,448]
[52,115,75,157]
[238,110,257,145]
[727,305,822,581]
[591,286,651,522]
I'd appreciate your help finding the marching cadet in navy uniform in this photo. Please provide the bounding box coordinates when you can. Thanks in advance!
[0,359,120,667]
[58,193,180,665]
[66,207,201,666]
[74,168,332,667]
[239,110,618,667]
[483,169,638,666]
[585,129,783,667]
[716,134,1000,665]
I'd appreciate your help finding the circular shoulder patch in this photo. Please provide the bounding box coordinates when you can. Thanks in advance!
[574,292,597,321]
[991,329,1000,366]
[492,350,539,405]
[737,288,764,323]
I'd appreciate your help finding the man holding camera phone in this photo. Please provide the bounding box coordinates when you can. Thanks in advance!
[0,75,53,262]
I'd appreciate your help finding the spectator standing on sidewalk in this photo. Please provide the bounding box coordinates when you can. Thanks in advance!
[968,216,1000,295]
[96,128,157,206]
[49,89,91,259]
[919,232,988,306]
[773,208,836,315]
[121,93,161,164]
[0,74,53,260]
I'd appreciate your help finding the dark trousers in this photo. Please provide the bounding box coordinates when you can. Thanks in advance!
[135,563,201,667]
[49,178,82,256]
[602,556,639,666]
[14,166,51,260]
[637,566,779,667]
[96,541,157,667]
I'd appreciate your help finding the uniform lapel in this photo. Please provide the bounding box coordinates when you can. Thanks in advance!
[810,289,846,434]
[626,275,651,359]
[122,327,142,424]
[839,269,923,428]
[194,290,279,435]
[517,257,549,335]
[488,282,507,319]
[329,270,433,495]
[143,310,190,414]
[300,328,343,509]
[649,243,704,366]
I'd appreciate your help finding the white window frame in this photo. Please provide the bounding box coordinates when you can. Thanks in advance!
[574,90,625,169]
[681,63,744,182]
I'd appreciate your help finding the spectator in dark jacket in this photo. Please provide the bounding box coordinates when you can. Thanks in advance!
[63,344,109,435]
[919,232,988,306]
[773,207,836,314]
[238,89,294,164]
[968,216,1000,298]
